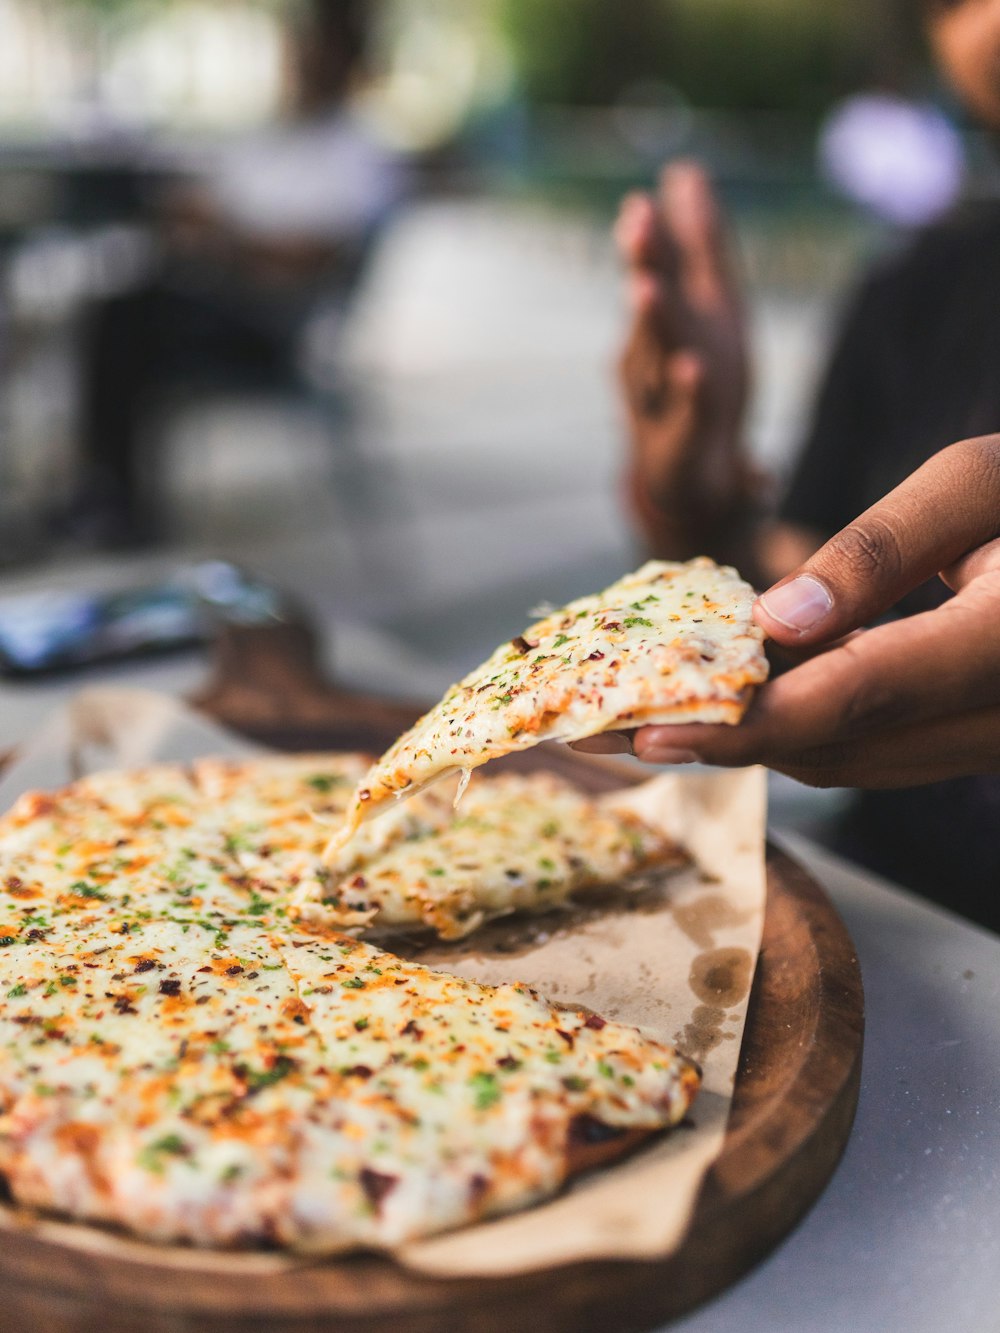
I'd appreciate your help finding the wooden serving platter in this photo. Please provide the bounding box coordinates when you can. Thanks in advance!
[0,624,864,1332]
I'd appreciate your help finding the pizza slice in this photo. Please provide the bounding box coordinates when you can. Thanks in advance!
[296,771,686,939]
[329,558,767,849]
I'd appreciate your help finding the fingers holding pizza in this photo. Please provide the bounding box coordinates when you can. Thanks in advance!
[623,434,1000,788]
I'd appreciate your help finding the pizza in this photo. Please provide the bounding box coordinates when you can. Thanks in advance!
[297,769,686,939]
[329,558,767,850]
[0,758,701,1250]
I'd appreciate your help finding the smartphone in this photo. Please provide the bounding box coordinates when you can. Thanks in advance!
[0,562,285,677]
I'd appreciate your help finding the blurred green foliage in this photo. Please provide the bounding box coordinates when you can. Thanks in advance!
[497,0,917,114]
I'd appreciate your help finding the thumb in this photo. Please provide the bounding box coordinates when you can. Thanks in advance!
[755,436,1000,645]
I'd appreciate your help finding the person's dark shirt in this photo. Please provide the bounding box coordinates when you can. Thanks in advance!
[778,201,1000,930]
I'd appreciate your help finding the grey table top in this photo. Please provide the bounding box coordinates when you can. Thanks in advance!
[671,832,1000,1333]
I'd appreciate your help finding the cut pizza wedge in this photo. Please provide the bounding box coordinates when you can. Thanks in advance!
[296,771,686,939]
[329,558,767,850]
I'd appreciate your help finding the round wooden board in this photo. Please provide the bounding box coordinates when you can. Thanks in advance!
[0,628,865,1332]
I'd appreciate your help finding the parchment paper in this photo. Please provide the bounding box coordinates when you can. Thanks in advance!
[0,687,767,1278]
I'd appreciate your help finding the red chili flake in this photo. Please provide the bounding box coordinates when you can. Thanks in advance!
[159,979,182,997]
[225,965,244,976]
[113,995,138,1016]
[603,621,622,632]
[196,966,212,974]
[6,877,22,890]
[343,1064,374,1079]
[586,650,605,661]
[134,959,156,974]
[511,635,538,654]
[555,1028,575,1047]
[583,1012,606,1030]
[359,790,372,803]
[400,1019,423,1040]
[497,1055,520,1070]
[359,1167,398,1212]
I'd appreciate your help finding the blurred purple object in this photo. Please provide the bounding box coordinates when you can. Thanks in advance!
[819,93,964,227]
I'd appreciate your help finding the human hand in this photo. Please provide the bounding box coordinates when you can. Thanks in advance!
[589,436,1000,787]
[616,161,753,550]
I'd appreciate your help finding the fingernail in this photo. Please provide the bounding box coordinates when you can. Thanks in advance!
[639,747,700,765]
[758,575,832,634]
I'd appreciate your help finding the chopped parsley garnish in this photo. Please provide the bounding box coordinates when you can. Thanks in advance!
[137,1133,189,1174]
[552,633,570,648]
[223,832,254,855]
[6,983,26,998]
[306,774,344,793]
[623,616,654,629]
[469,1071,501,1110]
[70,882,108,901]
[342,977,366,990]
[240,1055,296,1091]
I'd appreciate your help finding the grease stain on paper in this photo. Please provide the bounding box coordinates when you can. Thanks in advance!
[674,1005,732,1061]
[671,894,752,951]
[688,946,752,1009]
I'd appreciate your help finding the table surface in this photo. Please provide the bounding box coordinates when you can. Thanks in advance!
[0,655,994,1333]
[673,831,1000,1333]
